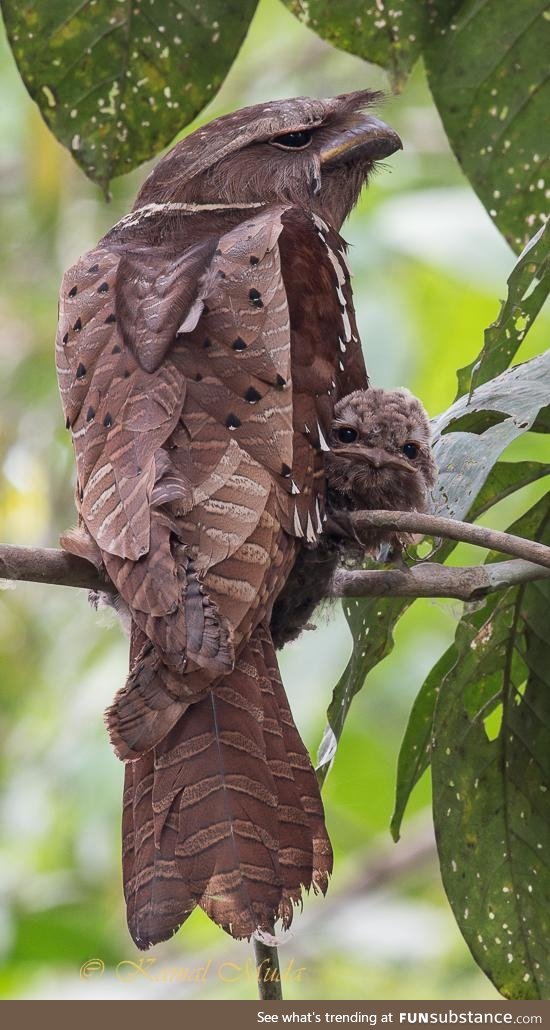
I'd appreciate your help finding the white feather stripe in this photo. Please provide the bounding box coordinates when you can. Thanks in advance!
[341,307,352,343]
[317,421,330,452]
[312,213,330,236]
[86,461,113,493]
[201,497,267,521]
[324,242,347,286]
[71,422,92,440]
[89,482,117,517]
[112,200,264,233]
[293,506,304,538]
[96,499,125,534]
[338,247,352,275]
[315,498,323,534]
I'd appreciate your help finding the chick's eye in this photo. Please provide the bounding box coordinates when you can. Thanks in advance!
[403,442,419,459]
[271,130,313,150]
[337,426,358,444]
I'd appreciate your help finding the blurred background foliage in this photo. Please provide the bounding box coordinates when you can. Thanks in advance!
[0,0,548,1002]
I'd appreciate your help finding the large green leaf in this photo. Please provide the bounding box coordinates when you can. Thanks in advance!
[282,0,458,85]
[390,643,454,844]
[390,460,550,842]
[424,1,550,252]
[456,223,550,399]
[431,495,550,999]
[472,460,550,520]
[284,2,548,251]
[318,352,550,781]
[317,592,411,782]
[432,350,550,522]
[1,0,258,189]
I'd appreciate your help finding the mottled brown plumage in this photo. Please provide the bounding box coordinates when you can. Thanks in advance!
[55,92,401,948]
[326,387,437,545]
[271,388,436,649]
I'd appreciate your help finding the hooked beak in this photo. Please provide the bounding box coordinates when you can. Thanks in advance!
[320,114,402,166]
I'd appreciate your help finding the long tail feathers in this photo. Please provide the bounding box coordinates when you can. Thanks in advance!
[106,643,189,760]
[261,629,332,898]
[121,624,332,949]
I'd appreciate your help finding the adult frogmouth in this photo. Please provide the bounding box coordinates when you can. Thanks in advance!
[56,92,402,948]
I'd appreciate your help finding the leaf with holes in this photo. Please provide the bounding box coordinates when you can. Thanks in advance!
[284,2,548,250]
[431,493,550,999]
[282,0,459,86]
[1,0,258,190]
[456,223,550,399]
[390,459,550,842]
[424,1,550,252]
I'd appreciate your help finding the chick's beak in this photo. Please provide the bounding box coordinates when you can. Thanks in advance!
[332,444,410,471]
[320,114,402,166]
[332,445,389,467]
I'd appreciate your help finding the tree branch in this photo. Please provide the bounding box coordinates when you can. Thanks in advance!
[2,511,550,606]
[351,509,550,568]
[333,558,550,602]
[0,544,111,592]
[2,514,547,1003]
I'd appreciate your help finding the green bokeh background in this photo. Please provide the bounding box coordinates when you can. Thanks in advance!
[0,0,548,1001]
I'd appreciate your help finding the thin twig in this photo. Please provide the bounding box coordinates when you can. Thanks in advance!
[253,937,283,1001]
[351,509,550,568]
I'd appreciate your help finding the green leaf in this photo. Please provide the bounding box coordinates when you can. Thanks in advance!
[431,495,550,999]
[282,0,458,86]
[424,1,550,253]
[1,0,258,189]
[390,459,549,842]
[433,351,550,522]
[390,643,455,842]
[456,223,550,399]
[317,592,411,782]
[471,460,550,520]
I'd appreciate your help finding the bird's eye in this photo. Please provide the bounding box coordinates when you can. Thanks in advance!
[336,426,359,444]
[403,442,419,459]
[270,130,313,150]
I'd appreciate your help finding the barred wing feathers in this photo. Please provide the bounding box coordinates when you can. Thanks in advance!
[56,204,348,946]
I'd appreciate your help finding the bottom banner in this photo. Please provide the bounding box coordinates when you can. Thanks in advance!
[1,1000,549,1030]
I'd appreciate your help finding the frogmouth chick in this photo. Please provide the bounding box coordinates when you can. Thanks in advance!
[325,386,437,554]
[270,387,436,649]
